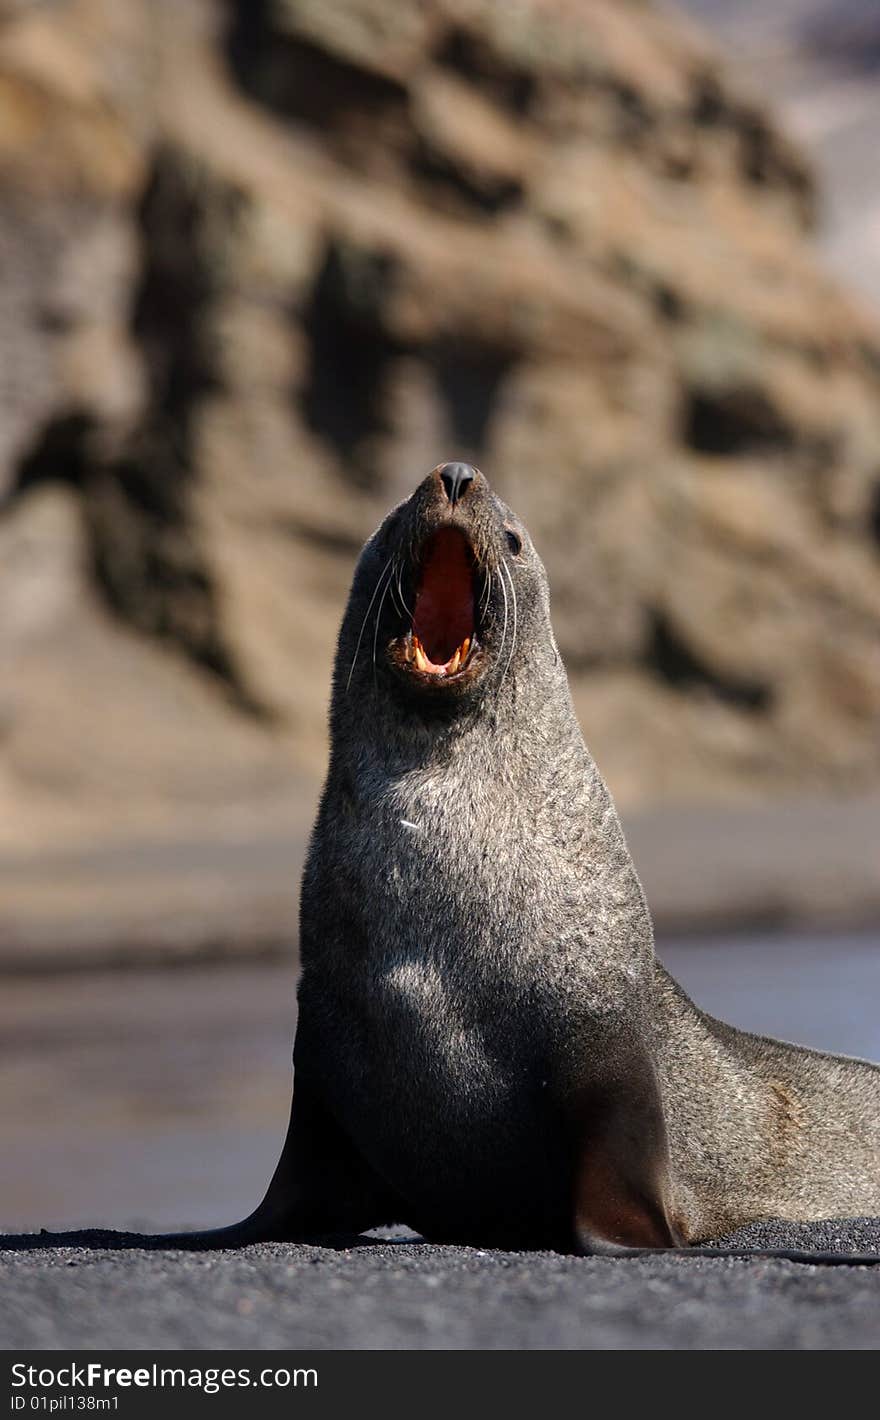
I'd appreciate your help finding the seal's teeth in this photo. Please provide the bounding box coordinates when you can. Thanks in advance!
[409,632,472,676]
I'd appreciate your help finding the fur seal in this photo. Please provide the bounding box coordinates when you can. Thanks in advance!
[172,463,880,1258]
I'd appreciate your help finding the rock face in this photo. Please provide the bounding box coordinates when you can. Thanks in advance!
[677,0,880,307]
[2,0,880,862]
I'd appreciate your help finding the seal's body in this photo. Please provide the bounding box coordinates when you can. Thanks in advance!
[240,465,880,1252]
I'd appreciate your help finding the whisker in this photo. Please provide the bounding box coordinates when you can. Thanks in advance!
[345,556,394,693]
[372,564,394,687]
[496,559,509,696]
[500,560,517,690]
[396,562,412,619]
[388,559,405,619]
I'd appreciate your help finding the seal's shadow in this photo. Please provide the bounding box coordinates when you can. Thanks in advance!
[0,1228,420,1253]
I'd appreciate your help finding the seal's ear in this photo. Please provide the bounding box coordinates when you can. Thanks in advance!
[569,1054,685,1253]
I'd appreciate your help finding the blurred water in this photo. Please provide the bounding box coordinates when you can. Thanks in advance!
[0,933,877,1232]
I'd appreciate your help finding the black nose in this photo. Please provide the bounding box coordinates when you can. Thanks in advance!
[439,462,476,506]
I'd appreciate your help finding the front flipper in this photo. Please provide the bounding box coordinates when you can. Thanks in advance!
[568,1044,684,1254]
[152,1064,402,1249]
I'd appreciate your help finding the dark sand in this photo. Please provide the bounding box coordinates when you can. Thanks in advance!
[1,1221,879,1350]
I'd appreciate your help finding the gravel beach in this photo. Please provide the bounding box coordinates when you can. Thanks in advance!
[2,1221,879,1351]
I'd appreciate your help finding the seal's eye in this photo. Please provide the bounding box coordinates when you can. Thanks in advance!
[505,528,523,556]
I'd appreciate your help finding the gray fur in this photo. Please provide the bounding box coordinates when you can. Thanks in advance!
[194,466,879,1254]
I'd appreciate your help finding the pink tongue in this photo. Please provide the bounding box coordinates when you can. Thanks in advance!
[412,529,474,665]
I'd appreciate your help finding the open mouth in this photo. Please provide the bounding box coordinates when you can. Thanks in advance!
[402,528,477,679]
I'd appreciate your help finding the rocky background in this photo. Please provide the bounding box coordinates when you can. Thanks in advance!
[1,0,879,956]
[678,0,880,308]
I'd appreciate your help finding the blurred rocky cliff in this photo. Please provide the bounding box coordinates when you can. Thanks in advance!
[1,0,879,951]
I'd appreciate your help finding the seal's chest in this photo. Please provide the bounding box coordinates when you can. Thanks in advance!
[375,955,529,1093]
[328,949,570,1242]
[348,947,558,1140]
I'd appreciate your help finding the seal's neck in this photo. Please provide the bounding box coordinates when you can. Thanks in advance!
[336,653,615,881]
[336,643,580,779]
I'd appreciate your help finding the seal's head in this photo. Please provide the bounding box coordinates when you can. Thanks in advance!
[336,463,554,713]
